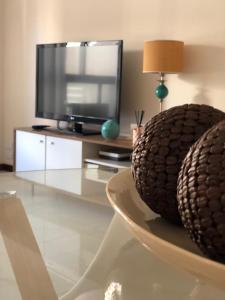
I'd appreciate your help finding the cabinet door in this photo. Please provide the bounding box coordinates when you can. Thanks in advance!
[16,131,46,171]
[46,136,82,169]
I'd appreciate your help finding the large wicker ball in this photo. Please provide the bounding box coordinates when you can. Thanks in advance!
[177,120,225,262]
[132,104,225,224]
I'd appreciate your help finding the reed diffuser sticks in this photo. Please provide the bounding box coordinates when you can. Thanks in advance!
[135,110,145,128]
[133,110,145,146]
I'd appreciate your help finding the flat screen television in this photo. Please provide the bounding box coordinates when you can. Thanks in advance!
[36,40,123,131]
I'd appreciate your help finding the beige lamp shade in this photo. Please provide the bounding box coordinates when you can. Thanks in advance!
[143,40,184,73]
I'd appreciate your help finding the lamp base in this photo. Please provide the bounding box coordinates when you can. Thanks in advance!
[160,101,163,113]
[155,83,168,100]
[155,73,168,112]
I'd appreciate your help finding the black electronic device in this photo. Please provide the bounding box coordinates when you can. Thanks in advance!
[32,125,50,130]
[35,40,123,134]
[99,148,132,161]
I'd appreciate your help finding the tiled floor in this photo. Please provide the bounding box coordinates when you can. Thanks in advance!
[0,171,114,298]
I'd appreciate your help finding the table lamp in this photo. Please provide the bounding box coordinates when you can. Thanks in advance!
[143,40,184,112]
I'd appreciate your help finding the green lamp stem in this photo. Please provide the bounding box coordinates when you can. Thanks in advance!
[155,73,169,112]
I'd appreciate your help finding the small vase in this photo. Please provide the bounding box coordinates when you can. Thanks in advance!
[101,120,120,140]
[132,126,143,146]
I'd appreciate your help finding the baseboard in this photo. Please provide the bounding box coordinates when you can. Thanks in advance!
[0,164,13,172]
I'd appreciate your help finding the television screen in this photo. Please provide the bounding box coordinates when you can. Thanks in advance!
[36,40,123,124]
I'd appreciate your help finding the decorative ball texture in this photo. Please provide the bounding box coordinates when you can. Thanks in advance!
[177,120,225,262]
[101,120,120,140]
[132,104,225,224]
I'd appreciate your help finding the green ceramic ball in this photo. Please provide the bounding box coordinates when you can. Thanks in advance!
[155,84,168,100]
[101,120,120,140]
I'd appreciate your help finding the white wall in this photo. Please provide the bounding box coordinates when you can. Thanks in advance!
[2,0,225,164]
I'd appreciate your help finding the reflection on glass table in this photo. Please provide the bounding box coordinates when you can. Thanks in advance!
[0,169,114,299]
[0,169,225,300]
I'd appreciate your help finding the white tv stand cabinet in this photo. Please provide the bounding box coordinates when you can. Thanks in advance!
[14,127,132,172]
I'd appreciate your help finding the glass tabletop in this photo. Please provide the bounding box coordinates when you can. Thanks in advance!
[1,169,225,300]
[0,169,114,300]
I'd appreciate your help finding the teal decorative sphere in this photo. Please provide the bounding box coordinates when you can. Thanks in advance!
[155,84,168,101]
[101,120,120,140]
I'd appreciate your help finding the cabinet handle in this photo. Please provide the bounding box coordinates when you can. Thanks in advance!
[50,141,55,145]
[40,140,44,143]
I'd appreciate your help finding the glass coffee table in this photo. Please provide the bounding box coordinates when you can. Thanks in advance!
[0,169,114,300]
[1,168,225,300]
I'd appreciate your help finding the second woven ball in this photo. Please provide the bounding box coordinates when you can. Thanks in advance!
[132,104,225,224]
[177,120,225,262]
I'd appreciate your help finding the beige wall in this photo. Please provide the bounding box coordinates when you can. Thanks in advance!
[2,0,225,164]
[0,0,3,162]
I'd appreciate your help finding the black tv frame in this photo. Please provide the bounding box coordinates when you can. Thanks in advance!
[35,40,123,125]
